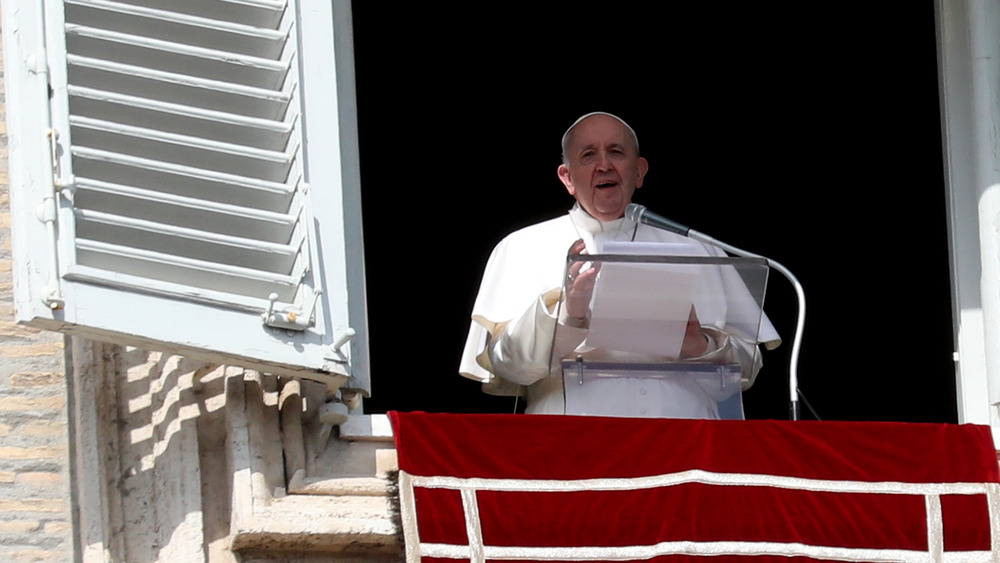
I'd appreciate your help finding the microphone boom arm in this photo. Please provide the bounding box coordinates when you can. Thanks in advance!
[626,204,806,420]
[687,229,805,422]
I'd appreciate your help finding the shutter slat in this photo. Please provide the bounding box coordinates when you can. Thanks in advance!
[69,86,294,151]
[75,239,299,301]
[70,116,294,181]
[72,146,294,207]
[66,25,289,89]
[74,184,300,244]
[109,0,287,29]
[65,0,289,59]
[63,266,282,314]
[74,178,297,239]
[67,55,292,120]
[75,209,302,273]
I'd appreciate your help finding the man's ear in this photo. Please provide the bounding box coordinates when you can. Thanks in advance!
[635,157,649,189]
[558,164,575,195]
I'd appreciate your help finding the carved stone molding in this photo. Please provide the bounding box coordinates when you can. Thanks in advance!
[67,338,400,562]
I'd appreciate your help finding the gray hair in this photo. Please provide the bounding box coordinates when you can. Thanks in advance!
[560,112,640,164]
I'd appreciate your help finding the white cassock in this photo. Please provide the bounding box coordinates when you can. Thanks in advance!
[459,205,781,418]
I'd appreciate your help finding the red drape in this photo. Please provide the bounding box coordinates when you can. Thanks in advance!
[391,412,999,562]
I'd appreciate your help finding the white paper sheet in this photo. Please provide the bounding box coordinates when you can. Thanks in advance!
[585,242,703,357]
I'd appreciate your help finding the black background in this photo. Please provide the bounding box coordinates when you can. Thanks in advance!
[352,3,956,422]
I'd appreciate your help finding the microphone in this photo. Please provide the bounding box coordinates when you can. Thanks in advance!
[625,203,690,236]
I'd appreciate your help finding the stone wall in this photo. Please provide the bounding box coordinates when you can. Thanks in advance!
[0,28,76,563]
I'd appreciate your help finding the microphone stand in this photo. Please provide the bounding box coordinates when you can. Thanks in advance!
[627,204,806,420]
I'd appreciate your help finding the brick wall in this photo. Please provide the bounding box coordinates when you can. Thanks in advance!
[0,28,75,563]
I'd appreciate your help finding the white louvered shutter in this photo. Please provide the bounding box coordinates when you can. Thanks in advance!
[4,0,369,391]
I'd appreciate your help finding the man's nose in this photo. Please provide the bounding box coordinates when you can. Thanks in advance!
[596,151,612,170]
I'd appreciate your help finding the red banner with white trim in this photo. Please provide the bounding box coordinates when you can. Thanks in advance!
[390,412,999,562]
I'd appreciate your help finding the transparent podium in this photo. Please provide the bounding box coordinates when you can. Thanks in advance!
[552,248,770,420]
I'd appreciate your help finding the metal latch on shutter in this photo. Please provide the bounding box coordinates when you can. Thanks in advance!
[262,290,320,331]
[263,288,356,365]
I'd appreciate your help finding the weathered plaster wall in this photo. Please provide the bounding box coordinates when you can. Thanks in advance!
[0,27,76,562]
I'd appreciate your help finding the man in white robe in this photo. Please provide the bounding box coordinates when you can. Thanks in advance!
[459,112,780,418]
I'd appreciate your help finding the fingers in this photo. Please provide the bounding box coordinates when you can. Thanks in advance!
[568,239,588,279]
[681,305,708,358]
[565,239,600,319]
[565,276,594,319]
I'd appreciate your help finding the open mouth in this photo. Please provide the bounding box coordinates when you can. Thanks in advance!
[596,180,618,189]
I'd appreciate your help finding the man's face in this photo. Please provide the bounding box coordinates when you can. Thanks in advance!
[558,114,649,222]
